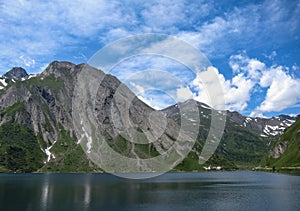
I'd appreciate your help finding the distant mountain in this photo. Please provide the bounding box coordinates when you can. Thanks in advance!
[0,67,30,90]
[0,61,297,173]
[227,111,295,137]
[4,67,28,79]
[163,100,296,167]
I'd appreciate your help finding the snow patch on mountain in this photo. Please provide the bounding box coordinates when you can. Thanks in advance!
[200,104,211,109]
[42,141,57,163]
[0,78,7,89]
[262,119,295,136]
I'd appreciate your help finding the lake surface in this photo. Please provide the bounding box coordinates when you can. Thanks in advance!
[1,171,300,210]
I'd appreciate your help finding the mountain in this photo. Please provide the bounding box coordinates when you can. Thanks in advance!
[163,100,296,167]
[227,111,295,137]
[0,61,197,172]
[0,61,297,173]
[0,67,30,90]
[261,116,300,169]
[0,62,93,172]
[4,67,28,79]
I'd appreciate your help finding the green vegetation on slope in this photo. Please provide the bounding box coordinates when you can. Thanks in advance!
[0,121,45,172]
[0,102,25,117]
[23,74,64,92]
[106,132,161,159]
[217,119,270,167]
[265,117,300,168]
[40,125,101,172]
[174,140,237,172]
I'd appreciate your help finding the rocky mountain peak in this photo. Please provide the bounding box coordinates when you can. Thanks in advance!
[45,60,75,70]
[3,67,28,79]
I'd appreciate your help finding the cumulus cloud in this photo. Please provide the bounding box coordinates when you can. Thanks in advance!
[254,66,300,114]
[191,54,300,116]
[229,53,265,80]
[228,54,300,116]
[177,87,193,102]
[191,66,254,112]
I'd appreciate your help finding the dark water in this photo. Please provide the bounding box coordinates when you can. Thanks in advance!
[1,171,300,211]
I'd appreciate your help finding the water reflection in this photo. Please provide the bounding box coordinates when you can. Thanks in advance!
[0,172,300,210]
[40,174,50,211]
[83,174,91,210]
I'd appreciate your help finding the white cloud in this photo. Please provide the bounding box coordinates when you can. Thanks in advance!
[191,66,226,110]
[0,0,299,116]
[175,16,232,53]
[228,53,300,115]
[137,95,160,110]
[225,74,255,111]
[110,55,195,87]
[0,0,131,73]
[192,53,300,115]
[1,0,299,75]
[229,53,265,80]
[140,36,210,72]
[129,82,145,95]
[140,0,185,31]
[292,65,298,71]
[177,87,193,102]
[255,66,300,113]
[19,55,35,67]
[191,66,254,112]
[264,51,277,60]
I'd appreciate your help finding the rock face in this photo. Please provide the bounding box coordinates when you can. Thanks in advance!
[72,64,197,173]
[1,61,77,141]
[0,61,298,172]
[3,67,28,79]
[266,116,300,167]
[269,140,289,158]
[0,61,90,172]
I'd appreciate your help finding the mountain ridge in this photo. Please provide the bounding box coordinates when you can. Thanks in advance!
[0,61,298,173]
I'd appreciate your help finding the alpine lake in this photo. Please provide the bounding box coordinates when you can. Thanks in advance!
[1,171,300,210]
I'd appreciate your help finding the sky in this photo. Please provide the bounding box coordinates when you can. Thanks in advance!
[0,0,299,117]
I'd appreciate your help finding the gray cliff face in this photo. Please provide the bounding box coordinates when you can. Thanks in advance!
[72,64,195,172]
[269,140,289,159]
[265,116,300,167]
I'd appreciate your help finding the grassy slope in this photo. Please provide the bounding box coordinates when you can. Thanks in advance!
[266,117,300,167]
[218,118,270,168]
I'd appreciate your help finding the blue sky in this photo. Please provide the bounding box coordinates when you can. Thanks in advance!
[0,0,299,117]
